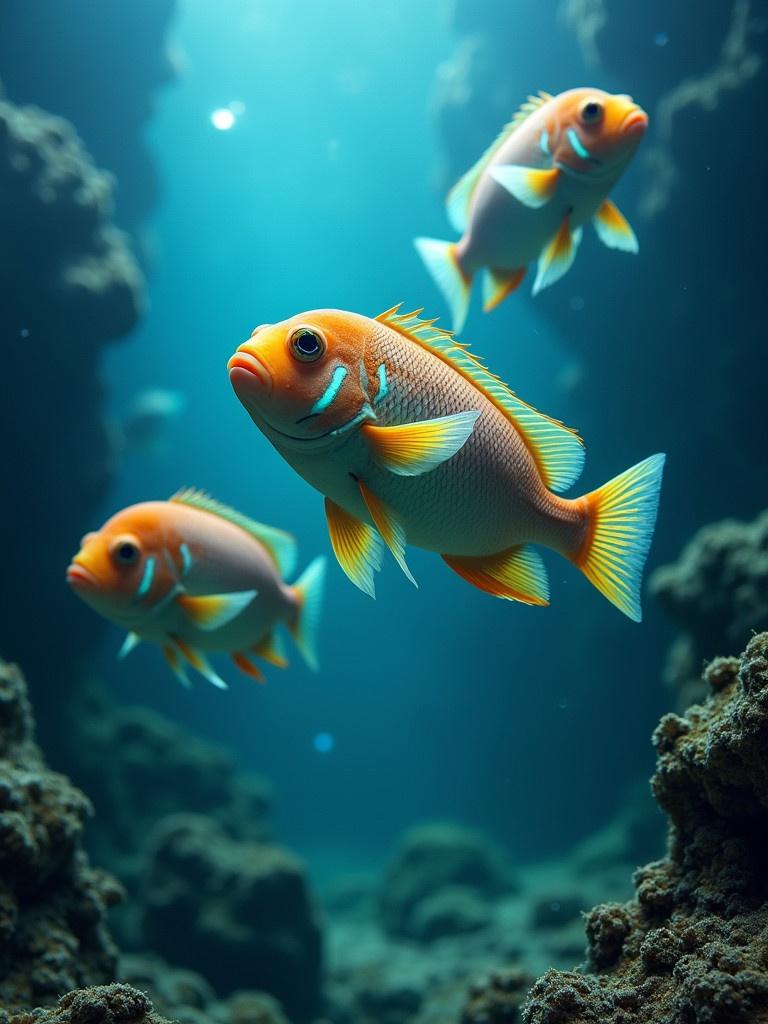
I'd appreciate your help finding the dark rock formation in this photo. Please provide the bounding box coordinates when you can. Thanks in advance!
[379,822,515,942]
[651,510,768,707]
[141,814,322,1022]
[0,660,122,1012]
[461,968,532,1024]
[0,100,142,728]
[0,0,178,232]
[4,984,172,1024]
[521,632,768,1023]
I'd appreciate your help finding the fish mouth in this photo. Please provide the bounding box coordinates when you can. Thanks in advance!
[227,350,273,394]
[621,107,648,137]
[66,563,99,589]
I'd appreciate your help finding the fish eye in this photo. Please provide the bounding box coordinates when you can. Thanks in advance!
[110,537,140,567]
[580,99,604,125]
[289,327,326,363]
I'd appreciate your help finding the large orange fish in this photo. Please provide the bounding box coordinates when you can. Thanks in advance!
[228,306,664,620]
[66,490,325,687]
[416,88,648,331]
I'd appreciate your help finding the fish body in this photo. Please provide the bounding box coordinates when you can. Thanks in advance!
[67,490,325,687]
[229,306,664,619]
[415,88,648,331]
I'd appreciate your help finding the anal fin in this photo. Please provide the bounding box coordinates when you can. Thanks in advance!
[358,480,417,587]
[252,631,288,668]
[482,267,526,312]
[325,497,383,598]
[533,215,580,295]
[442,545,549,605]
[171,635,229,689]
[163,645,191,688]
[232,652,266,683]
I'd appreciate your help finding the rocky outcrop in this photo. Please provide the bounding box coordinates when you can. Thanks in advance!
[0,661,122,1012]
[521,633,768,1023]
[141,815,323,1023]
[4,984,171,1024]
[651,510,768,707]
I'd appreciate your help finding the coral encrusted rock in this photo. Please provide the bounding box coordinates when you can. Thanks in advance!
[521,632,768,1024]
[651,509,768,707]
[0,660,122,1011]
[4,984,171,1024]
[141,814,322,1022]
[379,821,515,941]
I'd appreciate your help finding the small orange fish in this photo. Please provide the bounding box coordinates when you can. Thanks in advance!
[66,490,325,687]
[416,88,648,331]
[228,306,664,621]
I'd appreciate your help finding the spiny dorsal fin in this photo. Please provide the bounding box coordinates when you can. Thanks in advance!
[375,305,584,493]
[169,488,297,577]
[446,91,553,233]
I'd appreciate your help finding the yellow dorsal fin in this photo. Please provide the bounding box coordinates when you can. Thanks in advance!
[375,305,584,493]
[445,91,553,233]
[169,488,297,577]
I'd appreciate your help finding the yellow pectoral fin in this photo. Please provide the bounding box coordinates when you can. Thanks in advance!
[490,165,560,208]
[325,497,383,599]
[482,267,526,312]
[177,590,257,631]
[362,411,480,477]
[442,545,550,605]
[593,199,638,253]
[358,480,417,588]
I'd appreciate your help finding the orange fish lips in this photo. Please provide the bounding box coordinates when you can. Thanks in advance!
[66,561,99,590]
[621,108,648,137]
[228,348,273,398]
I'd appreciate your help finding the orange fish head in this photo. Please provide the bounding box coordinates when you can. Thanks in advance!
[228,310,375,448]
[551,88,648,175]
[66,505,175,621]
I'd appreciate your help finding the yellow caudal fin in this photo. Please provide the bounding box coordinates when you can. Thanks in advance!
[442,545,549,605]
[571,454,666,622]
[413,237,472,333]
[289,556,326,670]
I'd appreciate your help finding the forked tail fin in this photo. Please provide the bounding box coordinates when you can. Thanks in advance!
[570,454,665,622]
[414,237,472,333]
[289,556,326,671]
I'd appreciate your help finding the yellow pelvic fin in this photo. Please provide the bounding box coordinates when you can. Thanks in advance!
[358,480,417,588]
[490,165,560,209]
[570,454,665,622]
[253,631,288,669]
[442,545,550,605]
[375,306,584,493]
[361,411,480,477]
[232,651,266,683]
[413,239,472,334]
[532,215,582,296]
[177,590,257,631]
[593,199,638,253]
[171,635,228,689]
[163,645,190,688]
[325,497,382,599]
[482,267,526,312]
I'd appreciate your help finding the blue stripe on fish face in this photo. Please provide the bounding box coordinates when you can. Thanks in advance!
[566,128,592,160]
[310,365,348,415]
[540,130,550,157]
[135,555,156,600]
[179,542,193,576]
[375,363,388,404]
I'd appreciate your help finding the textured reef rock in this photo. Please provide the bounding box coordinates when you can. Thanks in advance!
[0,660,122,1012]
[651,510,768,708]
[0,99,142,727]
[141,814,322,1023]
[0,0,178,232]
[3,985,172,1024]
[379,822,516,941]
[520,632,768,1023]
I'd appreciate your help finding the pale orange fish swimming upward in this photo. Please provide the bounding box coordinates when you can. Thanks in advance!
[228,306,664,620]
[66,490,325,687]
[415,88,648,331]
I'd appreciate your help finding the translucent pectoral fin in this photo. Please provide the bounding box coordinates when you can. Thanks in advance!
[442,545,550,605]
[593,199,638,253]
[361,411,480,477]
[325,497,383,599]
[163,645,191,688]
[358,480,417,588]
[177,590,257,631]
[252,631,288,669]
[490,165,560,208]
[533,216,580,295]
[482,267,526,312]
[171,635,229,689]
[117,631,141,660]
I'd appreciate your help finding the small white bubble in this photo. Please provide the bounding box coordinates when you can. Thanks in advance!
[210,108,236,131]
[654,31,669,46]
[313,732,334,754]
[19,328,30,338]
[558,699,569,710]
